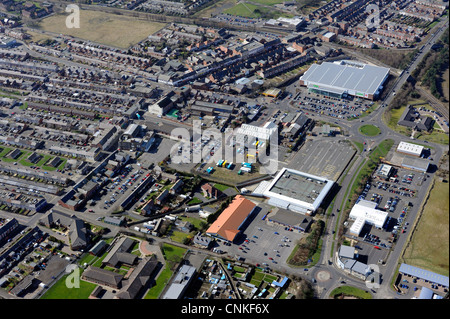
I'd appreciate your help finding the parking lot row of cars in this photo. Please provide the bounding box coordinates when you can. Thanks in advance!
[295,93,374,119]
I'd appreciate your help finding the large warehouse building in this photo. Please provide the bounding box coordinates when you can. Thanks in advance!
[262,167,334,215]
[299,60,390,100]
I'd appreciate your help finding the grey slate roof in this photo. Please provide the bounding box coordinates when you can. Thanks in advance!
[116,256,158,299]
[82,266,123,288]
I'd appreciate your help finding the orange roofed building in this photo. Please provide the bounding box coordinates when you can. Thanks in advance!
[206,195,257,243]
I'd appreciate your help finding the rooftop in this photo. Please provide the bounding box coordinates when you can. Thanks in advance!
[300,61,390,96]
[206,195,256,242]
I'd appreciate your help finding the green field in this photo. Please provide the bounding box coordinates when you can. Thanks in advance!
[359,124,381,136]
[37,10,166,48]
[224,2,291,18]
[250,0,285,5]
[40,273,97,299]
[144,244,187,299]
[224,3,262,17]
[401,177,449,276]
[0,147,66,171]
[329,285,372,299]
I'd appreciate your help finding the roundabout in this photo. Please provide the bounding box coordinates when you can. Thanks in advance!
[316,270,332,282]
[358,124,381,136]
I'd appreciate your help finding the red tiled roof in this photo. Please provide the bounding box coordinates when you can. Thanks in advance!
[206,195,256,242]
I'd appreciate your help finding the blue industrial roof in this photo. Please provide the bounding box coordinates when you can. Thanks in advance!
[399,263,449,287]
[272,276,288,288]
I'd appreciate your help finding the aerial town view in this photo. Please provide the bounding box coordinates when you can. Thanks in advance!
[0,0,448,308]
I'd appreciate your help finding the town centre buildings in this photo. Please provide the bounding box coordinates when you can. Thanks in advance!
[299,60,390,100]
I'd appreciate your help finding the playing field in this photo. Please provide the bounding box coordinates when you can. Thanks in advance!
[401,177,449,276]
[38,10,166,48]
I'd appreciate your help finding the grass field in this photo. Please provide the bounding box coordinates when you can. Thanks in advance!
[329,285,372,299]
[224,2,291,18]
[224,3,262,18]
[198,162,265,185]
[401,177,449,276]
[144,244,186,299]
[40,273,97,299]
[38,10,166,48]
[250,0,285,5]
[359,124,381,136]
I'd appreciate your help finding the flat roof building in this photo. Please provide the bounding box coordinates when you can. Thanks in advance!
[349,200,388,236]
[234,122,278,147]
[263,167,334,215]
[162,264,196,299]
[396,141,424,157]
[299,60,390,100]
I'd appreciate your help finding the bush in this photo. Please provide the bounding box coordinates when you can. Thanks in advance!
[288,220,324,266]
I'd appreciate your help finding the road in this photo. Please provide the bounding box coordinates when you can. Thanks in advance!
[310,18,449,299]
[2,9,448,300]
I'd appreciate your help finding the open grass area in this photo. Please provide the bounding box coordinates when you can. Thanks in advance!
[224,2,291,18]
[40,273,97,299]
[250,0,285,5]
[187,197,202,205]
[198,163,265,186]
[144,244,187,299]
[401,177,449,276]
[144,266,173,299]
[37,10,166,48]
[213,183,230,192]
[329,285,372,299]
[359,124,381,136]
[249,270,278,286]
[224,2,262,17]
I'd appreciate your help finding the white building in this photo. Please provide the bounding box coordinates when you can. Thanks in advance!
[263,167,334,215]
[234,122,278,147]
[396,141,424,157]
[349,200,388,236]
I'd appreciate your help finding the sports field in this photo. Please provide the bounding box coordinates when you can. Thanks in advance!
[38,10,166,48]
[401,177,449,276]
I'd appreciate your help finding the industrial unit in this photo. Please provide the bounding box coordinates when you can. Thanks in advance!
[262,167,334,215]
[348,199,388,237]
[299,60,390,100]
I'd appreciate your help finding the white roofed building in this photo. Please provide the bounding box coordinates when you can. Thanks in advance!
[349,200,388,236]
[299,60,390,100]
[396,141,424,157]
[234,122,278,147]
